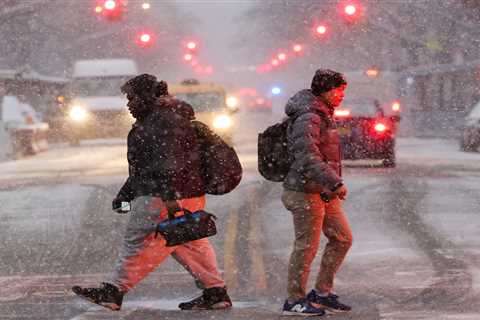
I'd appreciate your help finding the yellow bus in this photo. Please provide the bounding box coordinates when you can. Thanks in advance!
[169,79,238,145]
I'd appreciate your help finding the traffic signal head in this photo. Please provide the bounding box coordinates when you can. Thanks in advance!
[186,41,197,51]
[104,0,117,10]
[96,0,124,20]
[344,4,357,15]
[339,1,362,23]
[136,31,155,47]
[277,53,287,61]
[316,25,327,35]
[293,44,303,53]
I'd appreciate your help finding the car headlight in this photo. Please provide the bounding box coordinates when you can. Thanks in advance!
[212,115,233,130]
[69,105,88,122]
[226,96,239,109]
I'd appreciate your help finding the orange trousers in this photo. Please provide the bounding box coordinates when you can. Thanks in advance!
[110,196,225,292]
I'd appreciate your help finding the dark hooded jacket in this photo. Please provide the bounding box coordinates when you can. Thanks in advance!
[116,96,205,201]
[283,89,343,193]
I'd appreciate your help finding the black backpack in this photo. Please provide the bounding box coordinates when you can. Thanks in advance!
[258,118,294,182]
[192,121,242,195]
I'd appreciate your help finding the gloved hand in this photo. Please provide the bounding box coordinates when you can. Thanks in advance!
[112,197,131,214]
[165,199,181,219]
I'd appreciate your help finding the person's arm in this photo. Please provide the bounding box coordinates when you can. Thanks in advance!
[290,113,343,190]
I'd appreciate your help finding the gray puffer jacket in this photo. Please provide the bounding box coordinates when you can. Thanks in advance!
[283,89,343,193]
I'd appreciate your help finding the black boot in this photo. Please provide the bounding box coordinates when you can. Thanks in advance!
[72,282,123,311]
[179,286,232,310]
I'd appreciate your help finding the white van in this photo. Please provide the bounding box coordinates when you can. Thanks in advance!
[65,59,138,144]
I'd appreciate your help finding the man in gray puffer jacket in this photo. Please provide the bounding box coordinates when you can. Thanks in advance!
[281,69,353,316]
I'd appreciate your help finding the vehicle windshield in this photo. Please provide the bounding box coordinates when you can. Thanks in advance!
[342,99,383,117]
[174,92,224,112]
[69,77,128,97]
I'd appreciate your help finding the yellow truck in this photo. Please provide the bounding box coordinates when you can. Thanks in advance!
[169,79,238,145]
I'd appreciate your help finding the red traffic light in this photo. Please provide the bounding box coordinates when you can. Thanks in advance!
[339,1,362,22]
[344,4,357,15]
[186,41,197,50]
[316,25,327,35]
[96,0,124,20]
[293,44,303,53]
[104,0,117,10]
[136,31,155,47]
[140,33,151,43]
[277,53,287,61]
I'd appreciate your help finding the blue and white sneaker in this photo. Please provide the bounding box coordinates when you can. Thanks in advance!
[282,299,326,316]
[306,290,351,313]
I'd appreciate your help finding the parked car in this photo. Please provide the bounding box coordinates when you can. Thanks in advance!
[1,95,49,158]
[335,98,401,167]
[460,100,480,152]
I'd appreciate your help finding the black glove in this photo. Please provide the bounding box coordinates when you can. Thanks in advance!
[112,197,131,214]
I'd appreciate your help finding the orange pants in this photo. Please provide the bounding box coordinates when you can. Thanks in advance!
[282,190,353,301]
[110,196,225,292]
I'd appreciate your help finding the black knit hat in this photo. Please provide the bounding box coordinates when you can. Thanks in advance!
[311,69,347,96]
[121,74,168,99]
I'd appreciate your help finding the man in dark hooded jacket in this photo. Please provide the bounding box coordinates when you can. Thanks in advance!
[72,74,231,311]
[281,69,353,316]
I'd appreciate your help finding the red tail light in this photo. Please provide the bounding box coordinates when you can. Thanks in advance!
[374,123,387,132]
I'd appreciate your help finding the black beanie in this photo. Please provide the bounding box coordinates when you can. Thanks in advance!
[311,69,347,96]
[121,74,168,100]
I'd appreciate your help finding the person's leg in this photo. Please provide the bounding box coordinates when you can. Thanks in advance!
[282,190,325,302]
[109,196,176,292]
[72,196,174,310]
[169,196,225,289]
[315,198,353,294]
[171,197,231,310]
[172,238,225,289]
[308,198,353,313]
